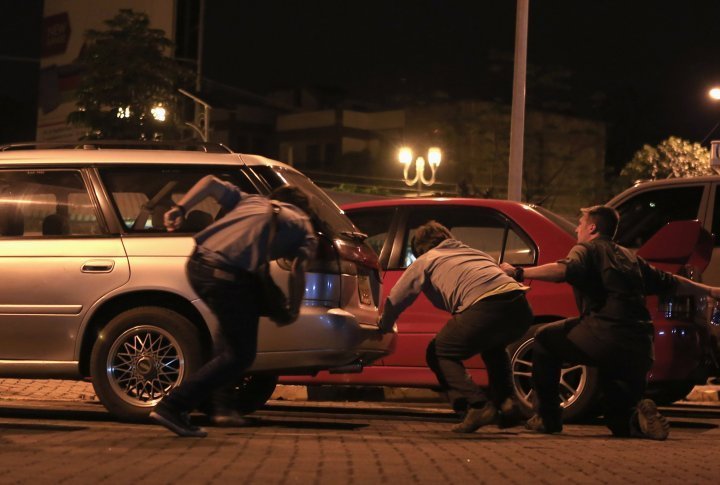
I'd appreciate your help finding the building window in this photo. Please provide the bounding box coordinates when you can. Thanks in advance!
[306,144,321,165]
[324,143,337,164]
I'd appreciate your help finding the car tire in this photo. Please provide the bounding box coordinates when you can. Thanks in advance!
[509,332,600,422]
[231,375,279,414]
[90,306,204,421]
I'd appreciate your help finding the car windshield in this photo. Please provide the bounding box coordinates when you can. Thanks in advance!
[531,204,576,236]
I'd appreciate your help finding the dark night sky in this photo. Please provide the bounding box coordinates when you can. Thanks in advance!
[3,1,720,170]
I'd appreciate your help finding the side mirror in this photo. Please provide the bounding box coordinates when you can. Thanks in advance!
[636,220,713,273]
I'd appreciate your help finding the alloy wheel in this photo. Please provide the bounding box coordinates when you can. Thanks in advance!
[106,325,185,407]
[511,337,588,410]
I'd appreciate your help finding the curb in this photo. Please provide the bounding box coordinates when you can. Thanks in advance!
[273,385,443,403]
[275,384,720,404]
[685,385,720,402]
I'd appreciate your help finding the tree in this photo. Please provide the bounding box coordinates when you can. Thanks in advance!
[620,136,712,183]
[67,9,191,140]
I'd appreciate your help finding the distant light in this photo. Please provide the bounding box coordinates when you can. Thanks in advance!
[710,87,720,100]
[398,146,413,164]
[116,106,131,119]
[427,147,442,166]
[151,105,167,122]
[649,202,656,208]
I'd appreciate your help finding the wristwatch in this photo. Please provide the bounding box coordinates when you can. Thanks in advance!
[172,204,186,217]
[514,267,525,282]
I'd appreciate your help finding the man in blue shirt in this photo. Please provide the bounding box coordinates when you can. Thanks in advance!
[379,221,533,433]
[150,176,317,437]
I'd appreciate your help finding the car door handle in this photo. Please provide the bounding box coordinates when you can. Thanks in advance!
[81,260,115,273]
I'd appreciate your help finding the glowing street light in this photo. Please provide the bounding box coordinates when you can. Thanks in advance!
[398,146,442,195]
[703,87,720,145]
[151,104,167,122]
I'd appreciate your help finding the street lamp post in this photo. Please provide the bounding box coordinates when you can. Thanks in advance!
[702,87,720,145]
[399,146,442,195]
[178,88,211,142]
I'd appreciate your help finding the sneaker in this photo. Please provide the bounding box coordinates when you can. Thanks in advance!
[497,398,522,429]
[632,399,669,441]
[211,411,253,427]
[525,413,563,434]
[451,402,497,433]
[150,401,208,438]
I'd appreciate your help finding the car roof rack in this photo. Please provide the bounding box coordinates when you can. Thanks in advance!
[0,140,234,154]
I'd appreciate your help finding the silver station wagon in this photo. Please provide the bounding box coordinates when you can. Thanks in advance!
[0,143,393,420]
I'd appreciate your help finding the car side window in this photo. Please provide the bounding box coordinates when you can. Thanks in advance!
[345,208,396,257]
[401,206,536,268]
[99,166,257,233]
[0,170,102,237]
[615,186,703,248]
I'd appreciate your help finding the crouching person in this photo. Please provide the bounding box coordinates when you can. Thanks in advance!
[378,221,533,432]
[502,205,720,440]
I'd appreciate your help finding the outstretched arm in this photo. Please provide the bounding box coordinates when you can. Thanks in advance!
[164,175,229,232]
[501,262,567,282]
[674,275,720,299]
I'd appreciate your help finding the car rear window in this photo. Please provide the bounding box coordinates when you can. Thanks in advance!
[249,165,357,236]
[531,205,576,236]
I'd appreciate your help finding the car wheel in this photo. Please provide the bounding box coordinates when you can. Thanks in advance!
[90,306,204,421]
[510,335,600,422]
[232,375,279,414]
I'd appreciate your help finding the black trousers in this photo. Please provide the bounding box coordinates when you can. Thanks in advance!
[532,318,653,435]
[163,256,261,413]
[426,291,533,411]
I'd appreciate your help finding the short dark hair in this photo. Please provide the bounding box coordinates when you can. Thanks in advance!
[581,205,619,238]
[269,185,311,215]
[411,221,454,257]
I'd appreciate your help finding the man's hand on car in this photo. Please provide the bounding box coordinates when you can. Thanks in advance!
[377,314,395,334]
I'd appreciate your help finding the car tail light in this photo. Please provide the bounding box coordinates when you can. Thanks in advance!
[307,236,380,275]
[658,295,694,322]
[306,236,380,307]
[659,264,703,323]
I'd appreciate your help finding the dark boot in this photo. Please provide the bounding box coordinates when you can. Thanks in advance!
[525,413,563,434]
[451,402,497,433]
[497,397,522,429]
[150,399,208,438]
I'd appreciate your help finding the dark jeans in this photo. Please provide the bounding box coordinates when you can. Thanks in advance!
[163,256,261,413]
[426,291,532,411]
[532,318,653,435]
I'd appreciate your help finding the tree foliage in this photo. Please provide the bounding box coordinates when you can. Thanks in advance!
[620,136,712,182]
[67,9,192,140]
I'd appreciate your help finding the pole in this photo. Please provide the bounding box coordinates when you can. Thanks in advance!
[196,0,205,93]
[508,0,529,201]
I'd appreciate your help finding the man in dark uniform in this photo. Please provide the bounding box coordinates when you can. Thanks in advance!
[379,221,533,433]
[150,176,317,437]
[502,205,720,439]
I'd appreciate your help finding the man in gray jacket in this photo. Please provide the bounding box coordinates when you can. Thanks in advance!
[379,221,533,432]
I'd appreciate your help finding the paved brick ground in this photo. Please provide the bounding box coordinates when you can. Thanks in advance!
[0,379,718,484]
[0,400,718,484]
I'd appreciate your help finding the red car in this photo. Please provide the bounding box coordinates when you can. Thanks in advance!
[283,198,716,420]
